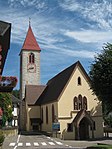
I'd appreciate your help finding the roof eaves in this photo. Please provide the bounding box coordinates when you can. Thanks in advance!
[1,24,10,36]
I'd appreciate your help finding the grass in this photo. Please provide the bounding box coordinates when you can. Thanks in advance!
[86,144,112,149]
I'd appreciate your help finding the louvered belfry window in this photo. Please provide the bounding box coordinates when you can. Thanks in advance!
[29,53,35,63]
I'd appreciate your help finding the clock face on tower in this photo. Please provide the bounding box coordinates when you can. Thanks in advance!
[27,63,36,73]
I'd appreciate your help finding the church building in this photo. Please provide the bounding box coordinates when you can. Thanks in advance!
[19,23,104,140]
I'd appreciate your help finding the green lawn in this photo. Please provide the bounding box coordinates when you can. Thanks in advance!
[86,144,112,149]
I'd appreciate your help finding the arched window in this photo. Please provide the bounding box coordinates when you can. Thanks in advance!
[29,53,35,63]
[78,77,81,85]
[41,108,43,122]
[78,94,82,110]
[46,106,48,124]
[52,104,55,123]
[74,97,78,110]
[83,96,87,110]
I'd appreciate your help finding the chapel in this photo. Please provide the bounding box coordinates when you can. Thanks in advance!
[19,23,103,140]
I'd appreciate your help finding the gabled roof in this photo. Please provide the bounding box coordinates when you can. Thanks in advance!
[72,109,93,126]
[36,61,91,105]
[25,85,46,105]
[22,25,41,51]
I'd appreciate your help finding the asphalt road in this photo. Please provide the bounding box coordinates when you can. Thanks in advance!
[2,133,112,149]
[2,134,75,149]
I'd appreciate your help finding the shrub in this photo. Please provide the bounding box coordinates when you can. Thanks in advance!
[0,131,5,146]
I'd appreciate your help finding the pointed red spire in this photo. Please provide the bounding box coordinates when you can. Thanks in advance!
[22,24,41,51]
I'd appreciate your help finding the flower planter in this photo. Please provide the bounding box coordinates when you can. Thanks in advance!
[0,86,13,92]
[0,76,17,92]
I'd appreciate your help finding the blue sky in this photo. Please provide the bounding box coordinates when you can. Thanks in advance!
[1,0,112,89]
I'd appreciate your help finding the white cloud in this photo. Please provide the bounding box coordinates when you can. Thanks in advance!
[8,0,47,11]
[64,30,112,43]
[0,1,107,61]
[59,0,112,30]
[59,0,81,12]
[60,49,96,59]
[0,6,57,44]
[83,1,112,30]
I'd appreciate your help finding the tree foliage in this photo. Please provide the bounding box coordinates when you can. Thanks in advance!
[0,93,12,126]
[89,43,112,113]
[12,89,20,99]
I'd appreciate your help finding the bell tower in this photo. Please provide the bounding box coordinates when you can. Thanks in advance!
[20,23,41,100]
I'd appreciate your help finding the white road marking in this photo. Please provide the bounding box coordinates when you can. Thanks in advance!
[48,142,55,145]
[14,145,18,149]
[17,134,20,143]
[65,144,69,146]
[41,142,47,146]
[26,143,31,146]
[9,143,16,146]
[34,142,39,146]
[18,142,23,146]
[8,135,65,148]
[55,141,63,145]
[13,134,21,149]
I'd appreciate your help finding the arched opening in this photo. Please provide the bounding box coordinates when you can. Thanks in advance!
[46,107,48,124]
[79,117,90,140]
[83,96,87,110]
[74,97,78,110]
[78,77,81,85]
[29,53,35,63]
[52,104,55,123]
[73,109,94,140]
[41,108,43,122]
[78,94,82,110]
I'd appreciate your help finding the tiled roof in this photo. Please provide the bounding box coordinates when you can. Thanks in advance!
[25,85,46,105]
[22,25,41,51]
[36,61,90,105]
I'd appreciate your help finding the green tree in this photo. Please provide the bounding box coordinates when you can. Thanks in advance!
[0,93,12,126]
[12,89,20,99]
[89,43,112,114]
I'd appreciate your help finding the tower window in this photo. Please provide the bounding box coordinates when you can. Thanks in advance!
[78,77,81,85]
[29,53,35,63]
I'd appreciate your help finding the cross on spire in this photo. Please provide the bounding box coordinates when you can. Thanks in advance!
[29,17,31,26]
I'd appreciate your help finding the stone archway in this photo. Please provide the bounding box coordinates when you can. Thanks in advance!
[73,109,94,140]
